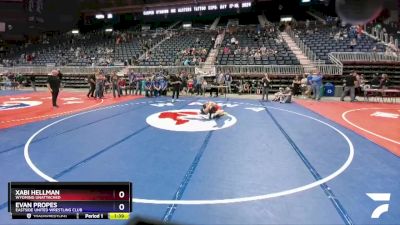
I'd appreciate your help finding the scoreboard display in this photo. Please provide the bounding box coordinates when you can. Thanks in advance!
[8,182,132,220]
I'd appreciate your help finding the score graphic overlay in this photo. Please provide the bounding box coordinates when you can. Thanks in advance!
[8,182,132,220]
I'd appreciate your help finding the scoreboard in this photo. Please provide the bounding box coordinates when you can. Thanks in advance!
[8,182,132,220]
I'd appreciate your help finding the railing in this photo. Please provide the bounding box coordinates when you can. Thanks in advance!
[127,66,195,74]
[0,66,196,75]
[0,64,345,76]
[286,29,323,64]
[368,26,399,50]
[215,65,305,75]
[216,64,343,76]
[315,64,343,76]
[329,52,400,62]
[0,66,125,75]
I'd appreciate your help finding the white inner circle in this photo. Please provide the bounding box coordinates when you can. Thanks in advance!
[23,100,354,205]
[146,109,237,132]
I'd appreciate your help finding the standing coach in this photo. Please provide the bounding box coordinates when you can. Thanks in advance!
[47,70,61,108]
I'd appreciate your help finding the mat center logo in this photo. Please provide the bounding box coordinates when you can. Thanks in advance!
[146,109,237,132]
[0,101,43,110]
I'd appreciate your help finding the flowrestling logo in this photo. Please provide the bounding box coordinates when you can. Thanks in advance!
[146,109,237,132]
[0,101,43,110]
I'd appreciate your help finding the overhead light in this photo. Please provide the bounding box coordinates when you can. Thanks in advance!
[302,0,311,2]
[105,28,113,32]
[107,13,113,19]
[156,9,169,14]
[280,16,293,22]
[242,2,251,8]
[143,10,154,15]
[183,23,192,28]
[71,30,79,34]
[95,14,105,19]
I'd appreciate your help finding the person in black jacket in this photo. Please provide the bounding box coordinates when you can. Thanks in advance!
[370,74,380,88]
[169,73,181,103]
[340,73,356,102]
[261,73,271,101]
[47,70,61,108]
[379,74,389,89]
[30,75,36,92]
[87,73,96,98]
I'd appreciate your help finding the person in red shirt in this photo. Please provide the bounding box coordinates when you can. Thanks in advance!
[187,77,194,95]
[118,77,127,96]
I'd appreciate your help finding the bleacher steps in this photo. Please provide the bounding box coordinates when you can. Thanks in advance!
[138,22,180,61]
[306,11,326,24]
[258,15,267,27]
[168,21,181,30]
[281,32,317,73]
[203,30,225,68]
[210,17,220,30]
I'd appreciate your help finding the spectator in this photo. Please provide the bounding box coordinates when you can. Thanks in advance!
[144,78,153,97]
[195,75,203,95]
[159,77,168,96]
[311,72,323,101]
[261,73,271,101]
[128,72,136,95]
[379,74,389,88]
[30,75,37,92]
[187,77,194,95]
[111,72,120,98]
[201,79,208,95]
[292,75,301,96]
[87,73,96,98]
[223,46,231,54]
[350,38,357,50]
[273,87,284,101]
[183,58,191,66]
[180,72,188,95]
[95,72,105,99]
[224,72,233,94]
[118,77,127,96]
[354,72,362,98]
[169,73,182,103]
[153,79,161,97]
[135,73,144,95]
[216,72,225,95]
[370,74,380,88]
[280,87,292,103]
[341,73,356,102]
[230,37,236,45]
[300,74,308,96]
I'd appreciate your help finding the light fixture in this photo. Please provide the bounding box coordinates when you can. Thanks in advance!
[105,28,113,32]
[107,13,113,19]
[95,14,105,19]
[71,30,79,34]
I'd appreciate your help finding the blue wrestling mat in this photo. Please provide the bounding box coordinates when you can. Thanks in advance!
[0,97,399,225]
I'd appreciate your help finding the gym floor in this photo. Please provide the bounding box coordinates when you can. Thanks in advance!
[0,89,399,225]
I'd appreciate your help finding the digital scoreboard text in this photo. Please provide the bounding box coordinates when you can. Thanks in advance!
[8,182,132,220]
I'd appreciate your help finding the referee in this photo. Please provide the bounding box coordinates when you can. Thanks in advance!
[47,70,61,108]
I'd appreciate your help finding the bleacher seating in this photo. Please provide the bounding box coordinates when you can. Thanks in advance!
[2,30,164,67]
[217,28,300,65]
[139,30,216,66]
[295,26,386,63]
